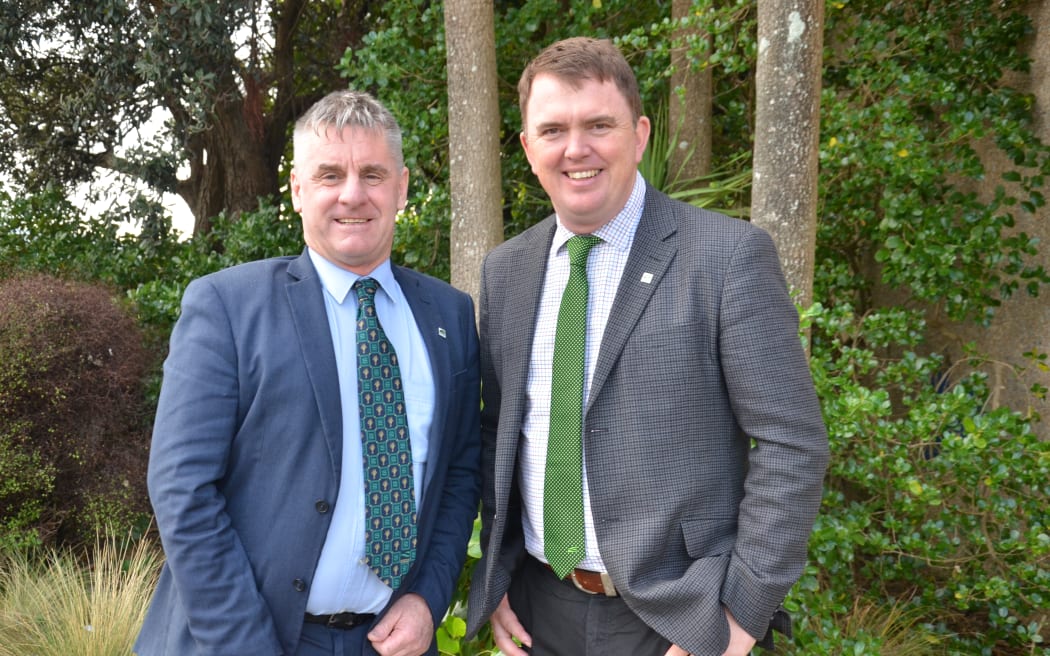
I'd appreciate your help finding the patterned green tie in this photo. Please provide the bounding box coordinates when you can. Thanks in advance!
[354,278,417,589]
[545,234,601,578]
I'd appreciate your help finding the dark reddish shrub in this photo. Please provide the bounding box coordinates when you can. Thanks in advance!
[0,273,153,548]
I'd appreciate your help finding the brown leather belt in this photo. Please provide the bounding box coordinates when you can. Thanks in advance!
[541,561,619,597]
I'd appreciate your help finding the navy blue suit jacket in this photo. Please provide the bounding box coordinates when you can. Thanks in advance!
[136,250,481,655]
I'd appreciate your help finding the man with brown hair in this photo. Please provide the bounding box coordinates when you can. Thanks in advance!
[467,37,828,656]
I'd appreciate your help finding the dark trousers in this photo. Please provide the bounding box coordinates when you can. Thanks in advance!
[507,556,673,656]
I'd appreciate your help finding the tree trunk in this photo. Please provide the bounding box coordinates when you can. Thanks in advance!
[444,0,504,305]
[177,96,282,237]
[751,0,823,313]
[670,0,714,183]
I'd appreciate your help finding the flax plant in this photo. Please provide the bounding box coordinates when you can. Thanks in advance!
[637,102,752,217]
[0,536,161,656]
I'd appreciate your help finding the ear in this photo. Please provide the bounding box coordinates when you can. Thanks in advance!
[397,166,410,210]
[520,131,539,174]
[290,168,303,212]
[634,116,652,164]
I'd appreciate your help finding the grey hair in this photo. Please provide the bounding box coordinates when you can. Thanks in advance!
[293,89,404,168]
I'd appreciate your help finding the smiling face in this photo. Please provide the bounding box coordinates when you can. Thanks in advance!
[520,73,650,234]
[291,125,409,275]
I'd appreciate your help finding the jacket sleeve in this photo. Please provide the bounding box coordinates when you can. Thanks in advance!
[717,227,830,639]
[147,277,283,655]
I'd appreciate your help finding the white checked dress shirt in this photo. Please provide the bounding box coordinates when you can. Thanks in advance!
[520,172,646,573]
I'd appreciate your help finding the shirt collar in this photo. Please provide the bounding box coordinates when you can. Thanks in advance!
[552,171,646,255]
[307,249,400,306]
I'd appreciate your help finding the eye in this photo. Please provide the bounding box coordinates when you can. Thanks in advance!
[315,170,343,184]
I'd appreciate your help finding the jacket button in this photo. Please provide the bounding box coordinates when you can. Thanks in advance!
[292,578,306,592]
[315,500,330,513]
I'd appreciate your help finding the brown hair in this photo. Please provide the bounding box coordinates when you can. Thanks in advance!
[517,37,643,127]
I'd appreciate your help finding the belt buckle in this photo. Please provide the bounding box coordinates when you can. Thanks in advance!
[567,570,593,595]
[568,569,618,597]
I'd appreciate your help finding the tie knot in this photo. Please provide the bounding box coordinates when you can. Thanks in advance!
[354,278,380,306]
[566,235,601,268]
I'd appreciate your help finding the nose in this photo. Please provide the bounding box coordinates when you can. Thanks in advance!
[564,129,591,159]
[338,175,368,204]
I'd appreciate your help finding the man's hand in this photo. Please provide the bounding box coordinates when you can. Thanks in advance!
[490,594,532,656]
[722,607,757,656]
[368,593,434,656]
[662,607,756,656]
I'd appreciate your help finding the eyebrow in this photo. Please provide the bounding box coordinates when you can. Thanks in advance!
[358,163,391,177]
[532,114,619,132]
[583,114,620,128]
[311,162,391,178]
[313,163,345,177]
[532,120,566,133]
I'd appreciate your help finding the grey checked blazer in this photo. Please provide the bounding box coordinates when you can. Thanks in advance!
[466,185,829,654]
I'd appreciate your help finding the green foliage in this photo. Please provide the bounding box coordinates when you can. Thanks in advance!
[129,197,303,330]
[800,8,1050,644]
[786,595,953,656]
[638,101,751,216]
[792,302,1049,654]
[0,187,183,291]
[437,515,494,656]
[0,422,54,552]
[818,0,1050,323]
[0,1,373,231]
[0,274,154,548]
[620,0,758,162]
[0,2,151,190]
[0,535,161,656]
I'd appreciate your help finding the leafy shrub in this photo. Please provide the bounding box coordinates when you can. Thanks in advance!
[129,197,303,332]
[0,274,154,548]
[818,0,1050,324]
[0,187,183,293]
[790,303,1049,655]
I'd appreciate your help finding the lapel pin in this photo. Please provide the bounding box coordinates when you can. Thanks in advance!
[640,272,654,284]
[438,327,447,338]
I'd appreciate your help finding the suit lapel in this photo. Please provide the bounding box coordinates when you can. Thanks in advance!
[499,219,557,439]
[587,187,678,412]
[286,251,344,481]
[393,267,448,494]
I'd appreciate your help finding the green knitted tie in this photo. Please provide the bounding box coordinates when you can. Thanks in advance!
[354,278,417,589]
[544,234,601,578]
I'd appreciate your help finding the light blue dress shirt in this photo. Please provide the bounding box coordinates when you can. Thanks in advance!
[305,250,435,614]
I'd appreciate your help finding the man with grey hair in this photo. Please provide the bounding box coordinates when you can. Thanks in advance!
[136,89,481,656]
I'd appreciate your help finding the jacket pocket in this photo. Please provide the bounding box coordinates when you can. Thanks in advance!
[682,518,737,558]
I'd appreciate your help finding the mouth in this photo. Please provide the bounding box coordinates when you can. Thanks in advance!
[335,218,369,225]
[566,169,600,180]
